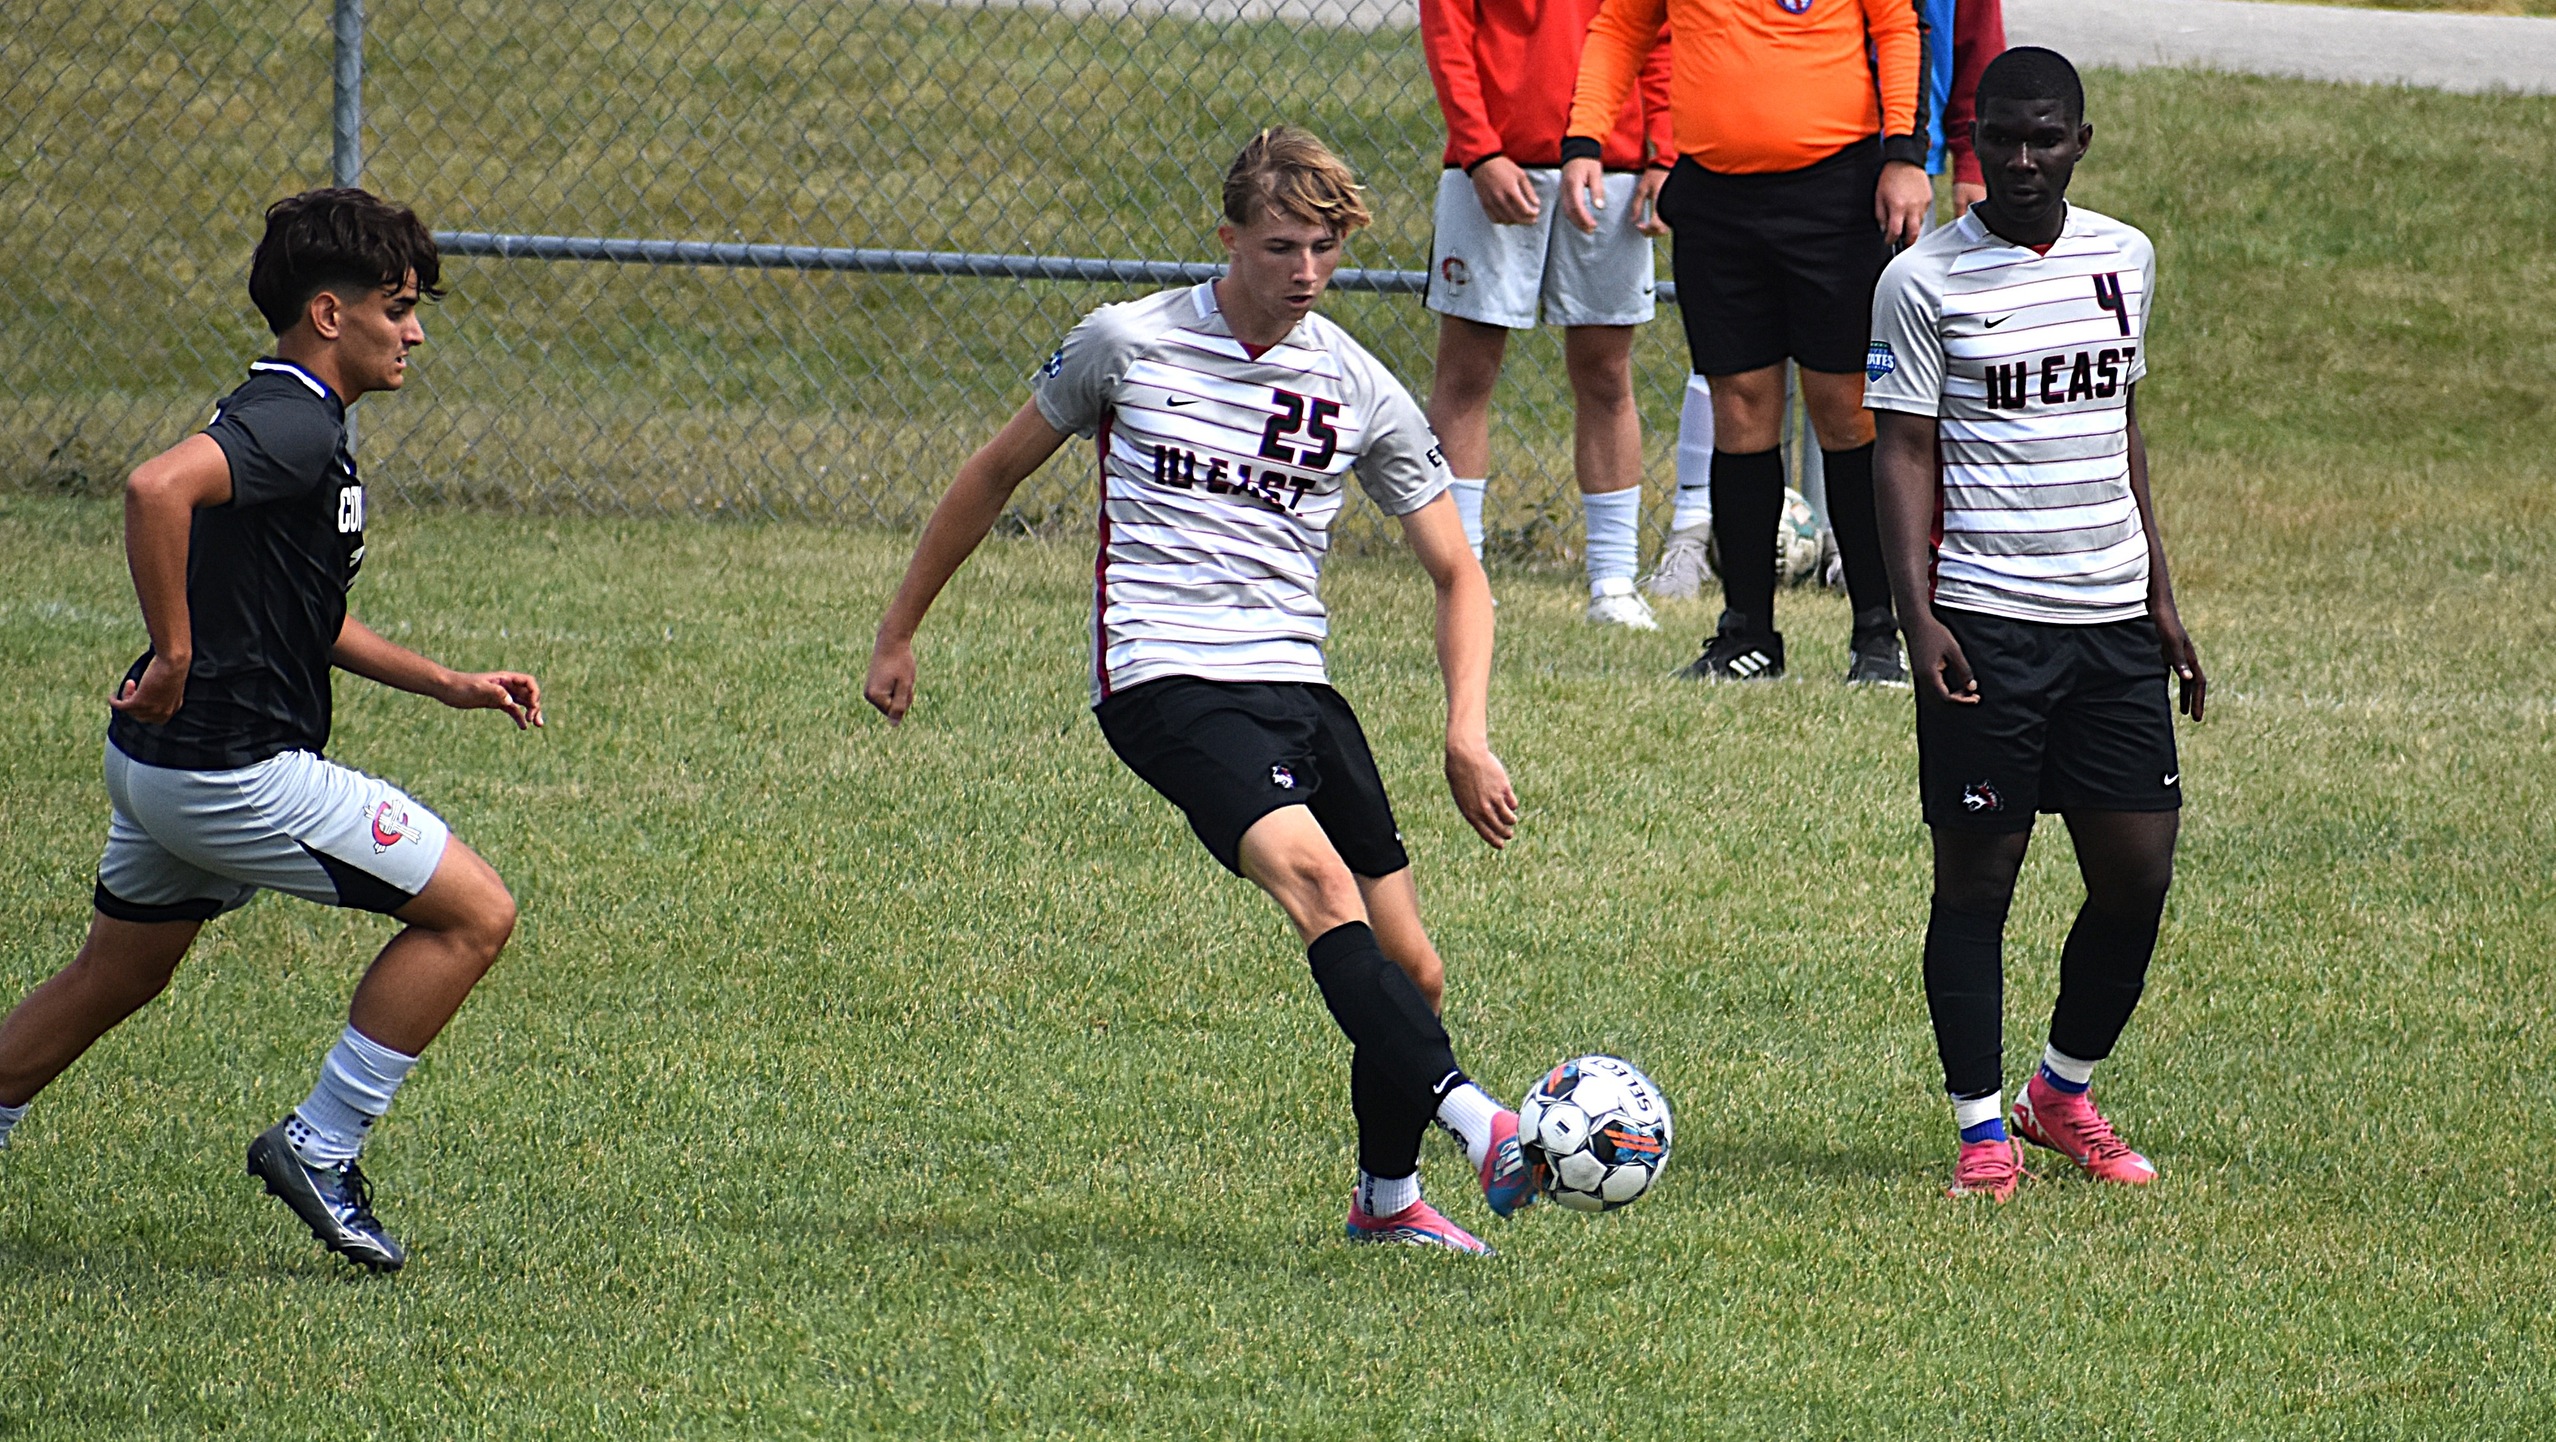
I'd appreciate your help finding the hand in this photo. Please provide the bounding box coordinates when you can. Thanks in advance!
[443,670,543,729]
[1905,615,1979,705]
[1633,166,1670,237]
[1469,156,1541,226]
[865,635,916,725]
[1953,181,1987,211]
[1559,157,1607,235]
[108,653,189,725]
[1875,160,1933,248]
[2154,607,2207,720]
[1444,739,1519,849]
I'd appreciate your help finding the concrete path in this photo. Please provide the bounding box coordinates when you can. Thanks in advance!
[2006,0,2556,95]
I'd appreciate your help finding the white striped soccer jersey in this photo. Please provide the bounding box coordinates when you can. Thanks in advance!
[1033,282,1452,702]
[1865,206,2157,624]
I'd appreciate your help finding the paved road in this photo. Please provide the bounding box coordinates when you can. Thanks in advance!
[994,0,2555,94]
[2005,0,2553,94]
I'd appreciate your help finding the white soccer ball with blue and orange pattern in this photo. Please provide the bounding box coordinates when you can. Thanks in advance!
[1517,1055,1672,1213]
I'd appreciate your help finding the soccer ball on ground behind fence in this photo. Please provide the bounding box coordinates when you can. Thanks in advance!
[1518,1055,1673,1213]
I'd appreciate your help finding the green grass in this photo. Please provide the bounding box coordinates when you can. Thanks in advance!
[5,41,2556,1442]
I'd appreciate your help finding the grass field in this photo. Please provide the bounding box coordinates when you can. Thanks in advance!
[6,51,2556,1442]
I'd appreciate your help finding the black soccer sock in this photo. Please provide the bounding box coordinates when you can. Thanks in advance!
[1819,442,1893,619]
[1307,922,1462,1110]
[1923,895,2011,1100]
[2047,900,2163,1065]
[1350,1047,1433,1180]
[1709,447,1785,632]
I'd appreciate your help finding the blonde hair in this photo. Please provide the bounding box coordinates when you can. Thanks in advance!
[1221,126,1372,235]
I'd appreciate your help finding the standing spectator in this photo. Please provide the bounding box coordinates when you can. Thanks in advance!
[1421,0,1672,628]
[1563,0,1933,684]
[1929,0,2010,215]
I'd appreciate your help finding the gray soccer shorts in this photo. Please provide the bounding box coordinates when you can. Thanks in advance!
[93,745,451,923]
[1425,167,1659,330]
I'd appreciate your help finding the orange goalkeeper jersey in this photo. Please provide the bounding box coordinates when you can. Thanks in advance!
[1566,0,1931,176]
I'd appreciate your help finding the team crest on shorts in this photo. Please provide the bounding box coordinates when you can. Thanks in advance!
[1440,256,1469,288]
[1270,764,1297,790]
[370,800,414,852]
[1960,779,2004,814]
[1865,341,1896,382]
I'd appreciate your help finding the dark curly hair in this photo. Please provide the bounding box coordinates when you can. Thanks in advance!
[247,188,445,336]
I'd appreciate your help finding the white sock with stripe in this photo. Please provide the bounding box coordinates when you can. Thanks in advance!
[1356,1169,1421,1218]
[2038,1044,2097,1094]
[1581,487,1644,594]
[1449,477,1487,558]
[1953,1089,2007,1144]
[0,1099,25,1149]
[285,1025,419,1167]
[1434,1080,1503,1171]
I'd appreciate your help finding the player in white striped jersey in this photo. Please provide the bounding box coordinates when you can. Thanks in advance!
[1868,49,2207,1202]
[864,129,1538,1254]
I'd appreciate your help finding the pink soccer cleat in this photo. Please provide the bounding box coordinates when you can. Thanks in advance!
[1346,1196,1494,1256]
[2013,1073,2159,1185]
[1479,1109,1543,1218]
[1945,1136,2025,1202]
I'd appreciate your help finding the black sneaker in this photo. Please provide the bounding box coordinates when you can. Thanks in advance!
[1678,612,1786,681]
[1845,607,1910,688]
[247,1119,406,1273]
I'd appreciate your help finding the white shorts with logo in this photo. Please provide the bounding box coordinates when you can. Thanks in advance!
[1425,167,1658,330]
[94,745,451,923]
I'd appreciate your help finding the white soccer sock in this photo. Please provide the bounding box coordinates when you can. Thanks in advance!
[1434,1081,1503,1172]
[2040,1044,2098,1091]
[1356,1169,1422,1218]
[0,1099,26,1149]
[1671,375,1715,533]
[1953,1090,2005,1144]
[285,1025,419,1167]
[1449,477,1488,558]
[1581,487,1644,594]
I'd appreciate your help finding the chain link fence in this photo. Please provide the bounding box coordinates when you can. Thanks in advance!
[4,0,1703,554]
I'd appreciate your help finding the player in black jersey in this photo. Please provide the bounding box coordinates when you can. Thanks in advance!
[0,190,540,1272]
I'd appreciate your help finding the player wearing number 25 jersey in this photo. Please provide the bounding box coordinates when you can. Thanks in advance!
[868,128,1540,1255]
[1869,49,2206,1203]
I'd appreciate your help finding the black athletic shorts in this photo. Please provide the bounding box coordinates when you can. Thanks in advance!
[1655,139,1891,378]
[1916,608,2184,832]
[1094,676,1411,879]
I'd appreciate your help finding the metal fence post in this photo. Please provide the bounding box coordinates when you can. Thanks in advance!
[332,0,363,188]
[332,0,362,449]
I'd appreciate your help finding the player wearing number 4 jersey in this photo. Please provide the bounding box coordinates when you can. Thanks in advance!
[1868,50,2207,1202]
[0,190,540,1271]
[867,128,1538,1255]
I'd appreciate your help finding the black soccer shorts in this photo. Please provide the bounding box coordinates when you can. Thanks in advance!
[1094,676,1411,879]
[1916,608,2184,832]
[1655,139,1891,379]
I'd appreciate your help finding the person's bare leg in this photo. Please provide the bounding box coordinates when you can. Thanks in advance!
[0,915,202,1108]
[1709,363,1789,452]
[345,839,517,1056]
[1563,325,1641,498]
[1357,868,1444,1013]
[1427,315,1511,558]
[1426,315,1511,481]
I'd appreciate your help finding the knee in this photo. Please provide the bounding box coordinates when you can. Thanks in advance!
[2088,865,2173,922]
[1270,851,1364,932]
[1399,951,1445,1013]
[452,885,517,967]
[1566,354,1634,411]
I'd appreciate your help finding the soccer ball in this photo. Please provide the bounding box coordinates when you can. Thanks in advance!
[1704,488,1828,589]
[1517,1055,1673,1213]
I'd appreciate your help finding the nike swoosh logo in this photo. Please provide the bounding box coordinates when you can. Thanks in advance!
[1166,395,1197,407]
[2162,773,2180,785]
[1983,314,2013,328]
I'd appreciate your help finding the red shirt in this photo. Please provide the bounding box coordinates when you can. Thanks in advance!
[1945,0,2008,187]
[1423,0,1672,173]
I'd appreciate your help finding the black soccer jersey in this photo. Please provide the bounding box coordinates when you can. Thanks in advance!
[108,359,366,770]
